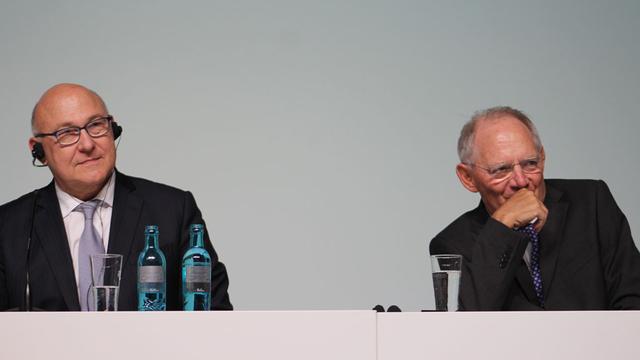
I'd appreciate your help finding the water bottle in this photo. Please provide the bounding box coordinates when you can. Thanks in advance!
[182,224,212,310]
[137,225,167,311]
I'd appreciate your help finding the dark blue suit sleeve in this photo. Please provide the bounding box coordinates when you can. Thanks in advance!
[596,180,640,309]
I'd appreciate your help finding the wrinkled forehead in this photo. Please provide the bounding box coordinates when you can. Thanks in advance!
[472,116,539,164]
[33,85,107,132]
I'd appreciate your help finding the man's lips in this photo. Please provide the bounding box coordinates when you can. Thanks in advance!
[76,157,101,166]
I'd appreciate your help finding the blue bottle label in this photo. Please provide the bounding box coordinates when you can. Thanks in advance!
[139,266,164,283]
[185,265,211,293]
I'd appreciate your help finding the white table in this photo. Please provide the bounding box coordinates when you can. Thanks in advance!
[0,311,376,360]
[377,311,640,359]
[2,310,638,359]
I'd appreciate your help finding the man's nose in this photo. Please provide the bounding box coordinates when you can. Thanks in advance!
[510,165,529,188]
[76,129,96,151]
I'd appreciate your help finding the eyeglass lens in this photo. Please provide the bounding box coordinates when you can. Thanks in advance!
[57,118,110,145]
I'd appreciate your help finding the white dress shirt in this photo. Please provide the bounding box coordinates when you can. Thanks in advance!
[55,172,115,286]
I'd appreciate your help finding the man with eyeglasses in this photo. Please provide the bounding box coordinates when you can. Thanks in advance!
[430,106,640,310]
[0,83,232,311]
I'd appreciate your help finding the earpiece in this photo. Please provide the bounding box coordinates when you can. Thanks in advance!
[31,142,47,167]
[32,142,45,162]
[112,121,122,140]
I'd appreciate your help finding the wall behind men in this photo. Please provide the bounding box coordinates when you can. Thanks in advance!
[1,1,639,311]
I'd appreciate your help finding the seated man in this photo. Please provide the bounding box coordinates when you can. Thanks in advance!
[0,83,232,311]
[430,106,640,310]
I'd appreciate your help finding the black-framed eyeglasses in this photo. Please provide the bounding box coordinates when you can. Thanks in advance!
[34,115,114,146]
[468,155,543,181]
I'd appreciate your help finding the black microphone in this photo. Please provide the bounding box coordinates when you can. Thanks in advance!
[387,305,402,312]
[24,189,39,311]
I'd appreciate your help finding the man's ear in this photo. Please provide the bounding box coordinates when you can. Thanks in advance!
[28,137,38,152]
[456,163,478,193]
[28,137,46,164]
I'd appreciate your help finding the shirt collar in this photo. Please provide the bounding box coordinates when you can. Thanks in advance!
[55,171,116,219]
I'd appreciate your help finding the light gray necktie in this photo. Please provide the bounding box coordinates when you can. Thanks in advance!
[75,200,104,311]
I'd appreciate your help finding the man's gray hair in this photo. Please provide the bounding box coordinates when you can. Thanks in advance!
[457,106,543,164]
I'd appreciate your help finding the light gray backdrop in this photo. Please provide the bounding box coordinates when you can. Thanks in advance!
[1,0,639,311]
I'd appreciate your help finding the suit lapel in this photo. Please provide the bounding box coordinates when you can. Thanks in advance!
[35,182,81,310]
[475,186,569,307]
[471,204,539,305]
[107,172,143,268]
[515,260,538,304]
[538,183,568,300]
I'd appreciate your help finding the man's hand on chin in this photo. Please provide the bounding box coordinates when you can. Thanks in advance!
[492,188,548,232]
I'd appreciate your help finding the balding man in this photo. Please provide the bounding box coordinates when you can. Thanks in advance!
[430,106,640,310]
[0,83,232,311]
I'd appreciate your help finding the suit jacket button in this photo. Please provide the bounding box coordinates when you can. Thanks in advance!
[498,254,508,269]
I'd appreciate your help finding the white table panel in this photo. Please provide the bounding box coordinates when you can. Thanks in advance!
[0,310,376,360]
[377,311,640,360]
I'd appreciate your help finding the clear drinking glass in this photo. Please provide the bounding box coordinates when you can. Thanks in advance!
[90,253,123,311]
[430,254,462,311]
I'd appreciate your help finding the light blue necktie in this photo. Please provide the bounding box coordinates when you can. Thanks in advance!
[518,224,544,307]
[76,200,104,311]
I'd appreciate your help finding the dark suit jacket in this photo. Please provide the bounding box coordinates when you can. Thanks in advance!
[430,179,640,310]
[0,171,232,311]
